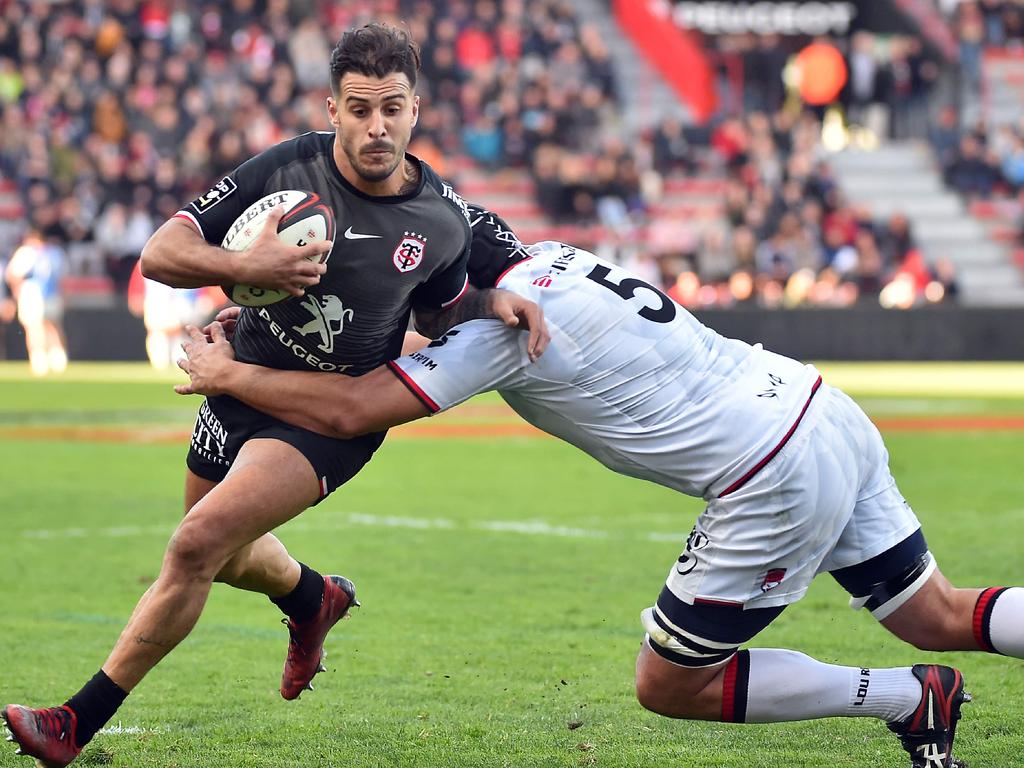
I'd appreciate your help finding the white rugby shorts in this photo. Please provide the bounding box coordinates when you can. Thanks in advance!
[659,383,921,611]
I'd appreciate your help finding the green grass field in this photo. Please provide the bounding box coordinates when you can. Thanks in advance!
[0,362,1022,768]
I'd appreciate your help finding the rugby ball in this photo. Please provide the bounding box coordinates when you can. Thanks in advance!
[221,190,335,306]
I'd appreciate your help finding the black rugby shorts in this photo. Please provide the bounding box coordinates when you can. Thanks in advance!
[186,394,386,504]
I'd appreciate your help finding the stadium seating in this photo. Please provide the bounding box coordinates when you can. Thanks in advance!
[0,0,1022,315]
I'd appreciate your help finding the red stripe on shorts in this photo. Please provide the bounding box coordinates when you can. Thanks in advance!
[718,376,822,498]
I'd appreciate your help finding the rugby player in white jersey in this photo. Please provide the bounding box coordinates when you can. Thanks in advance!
[176,207,1023,768]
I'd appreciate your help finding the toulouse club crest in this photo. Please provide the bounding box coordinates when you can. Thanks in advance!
[393,231,426,273]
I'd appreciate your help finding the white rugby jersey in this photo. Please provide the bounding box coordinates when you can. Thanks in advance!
[388,242,821,500]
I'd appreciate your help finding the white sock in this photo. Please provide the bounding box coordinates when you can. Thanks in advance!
[977,587,1024,657]
[728,649,920,724]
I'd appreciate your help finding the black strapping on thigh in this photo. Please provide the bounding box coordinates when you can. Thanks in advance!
[656,586,786,646]
[830,528,928,597]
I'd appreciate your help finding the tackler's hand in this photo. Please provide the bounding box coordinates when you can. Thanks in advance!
[491,289,550,362]
[174,323,236,396]
[203,305,242,341]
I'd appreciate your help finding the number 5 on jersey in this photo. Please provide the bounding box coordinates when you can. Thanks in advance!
[586,264,677,323]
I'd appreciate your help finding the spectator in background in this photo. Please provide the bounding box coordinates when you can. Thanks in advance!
[945,134,1001,197]
[5,229,66,376]
[878,213,916,268]
[822,220,858,274]
[852,229,886,300]
[846,32,881,133]
[695,225,735,283]
[998,129,1024,190]
[879,38,916,140]
[652,116,695,175]
[462,114,503,169]
[93,200,154,291]
[929,105,962,168]
[956,1,986,90]
[742,34,787,114]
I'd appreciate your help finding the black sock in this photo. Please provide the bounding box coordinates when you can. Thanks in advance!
[65,670,128,748]
[270,562,325,623]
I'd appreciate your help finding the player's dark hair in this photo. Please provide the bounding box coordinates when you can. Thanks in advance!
[329,22,420,94]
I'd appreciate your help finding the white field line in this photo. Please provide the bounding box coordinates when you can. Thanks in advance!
[21,524,175,540]
[476,520,609,538]
[19,513,689,544]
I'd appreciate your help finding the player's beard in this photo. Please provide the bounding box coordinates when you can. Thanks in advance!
[346,139,404,184]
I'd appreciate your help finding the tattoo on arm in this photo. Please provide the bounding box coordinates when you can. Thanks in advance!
[414,287,494,339]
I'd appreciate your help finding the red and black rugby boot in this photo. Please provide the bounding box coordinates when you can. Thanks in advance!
[2,704,81,767]
[887,664,971,768]
[280,574,358,700]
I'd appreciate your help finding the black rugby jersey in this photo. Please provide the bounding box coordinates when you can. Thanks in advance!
[464,203,531,288]
[176,131,471,375]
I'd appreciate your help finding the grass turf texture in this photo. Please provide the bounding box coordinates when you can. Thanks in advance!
[0,362,1021,768]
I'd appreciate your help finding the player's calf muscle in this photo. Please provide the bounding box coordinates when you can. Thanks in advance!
[883,581,984,651]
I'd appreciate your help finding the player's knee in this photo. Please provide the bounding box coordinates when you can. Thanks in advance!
[634,652,709,720]
[635,672,677,716]
[635,671,712,719]
[165,521,224,580]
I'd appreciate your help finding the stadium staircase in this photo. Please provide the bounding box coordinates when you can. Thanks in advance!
[830,143,1024,306]
[969,49,1024,284]
[976,49,1024,129]
[560,0,690,129]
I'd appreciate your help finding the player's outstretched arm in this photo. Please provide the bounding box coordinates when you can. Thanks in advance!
[140,209,329,294]
[175,323,429,438]
[413,287,549,361]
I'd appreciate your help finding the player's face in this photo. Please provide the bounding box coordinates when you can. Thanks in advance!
[328,72,419,190]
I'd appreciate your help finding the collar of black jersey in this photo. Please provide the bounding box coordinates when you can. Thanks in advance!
[328,149,426,204]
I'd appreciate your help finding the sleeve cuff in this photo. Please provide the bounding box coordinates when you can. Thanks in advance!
[173,210,205,240]
[440,275,469,309]
[386,361,441,413]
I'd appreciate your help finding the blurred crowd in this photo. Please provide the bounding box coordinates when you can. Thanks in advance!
[2,0,1013,363]
[393,0,652,230]
[0,0,635,280]
[930,105,1024,198]
[621,109,959,312]
[708,30,941,142]
[947,0,1024,89]
[933,0,1024,199]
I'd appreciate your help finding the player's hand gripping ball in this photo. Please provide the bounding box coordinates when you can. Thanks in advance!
[221,190,335,306]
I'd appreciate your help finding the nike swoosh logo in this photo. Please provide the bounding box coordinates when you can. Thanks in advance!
[344,226,382,240]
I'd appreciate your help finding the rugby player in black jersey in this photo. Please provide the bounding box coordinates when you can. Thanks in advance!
[2,23,547,768]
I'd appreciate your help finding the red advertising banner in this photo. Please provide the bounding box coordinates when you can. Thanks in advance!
[613,0,718,122]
